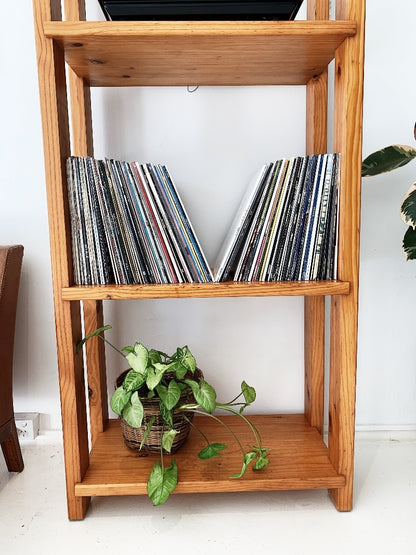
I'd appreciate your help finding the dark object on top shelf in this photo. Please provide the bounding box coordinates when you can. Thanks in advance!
[98,0,304,21]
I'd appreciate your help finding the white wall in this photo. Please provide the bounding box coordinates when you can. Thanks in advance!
[0,0,414,431]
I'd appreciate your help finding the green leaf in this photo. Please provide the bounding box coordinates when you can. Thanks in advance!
[169,360,188,380]
[253,456,270,470]
[122,369,146,392]
[140,415,155,450]
[231,451,257,479]
[401,183,416,228]
[147,460,178,506]
[362,145,416,177]
[146,365,166,390]
[122,391,144,428]
[403,225,416,260]
[184,379,216,414]
[198,443,227,460]
[251,446,271,470]
[156,380,181,410]
[110,386,131,416]
[125,342,148,374]
[241,381,256,405]
[177,346,196,374]
[159,402,173,428]
[76,325,112,353]
[148,349,164,365]
[162,429,179,453]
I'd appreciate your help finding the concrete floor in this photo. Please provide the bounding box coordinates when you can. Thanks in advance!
[0,431,415,554]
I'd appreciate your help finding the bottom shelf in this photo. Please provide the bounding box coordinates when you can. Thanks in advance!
[75,414,345,497]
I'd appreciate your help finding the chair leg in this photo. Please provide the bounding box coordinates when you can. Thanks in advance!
[1,420,24,472]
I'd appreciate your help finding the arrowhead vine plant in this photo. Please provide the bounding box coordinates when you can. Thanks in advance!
[77,325,270,506]
[362,123,416,259]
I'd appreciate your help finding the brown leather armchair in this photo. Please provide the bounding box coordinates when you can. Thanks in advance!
[0,245,24,472]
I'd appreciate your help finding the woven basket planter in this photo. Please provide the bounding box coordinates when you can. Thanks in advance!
[116,368,203,454]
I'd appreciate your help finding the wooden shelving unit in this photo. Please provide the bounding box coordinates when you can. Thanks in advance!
[33,0,365,520]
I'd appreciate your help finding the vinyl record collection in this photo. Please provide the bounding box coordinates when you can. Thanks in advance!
[66,153,340,285]
[66,157,213,285]
[214,153,340,282]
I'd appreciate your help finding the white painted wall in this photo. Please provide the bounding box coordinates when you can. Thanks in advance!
[0,0,414,431]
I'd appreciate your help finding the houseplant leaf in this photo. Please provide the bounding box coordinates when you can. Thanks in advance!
[403,226,416,260]
[162,429,179,453]
[148,349,165,364]
[362,145,416,176]
[147,460,178,506]
[76,325,112,353]
[125,342,148,374]
[140,415,156,450]
[159,402,173,428]
[110,386,131,416]
[231,451,257,479]
[400,183,416,228]
[170,360,188,380]
[156,380,181,411]
[253,456,270,470]
[241,381,256,404]
[177,346,196,374]
[123,369,146,392]
[146,364,166,390]
[198,443,227,459]
[184,379,216,414]
[122,391,144,428]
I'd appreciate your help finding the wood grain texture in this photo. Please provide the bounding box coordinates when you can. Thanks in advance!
[43,20,356,87]
[63,0,108,449]
[304,296,325,433]
[33,0,90,521]
[61,280,350,301]
[304,0,329,436]
[64,0,94,158]
[82,300,108,446]
[328,0,366,512]
[307,0,330,20]
[75,416,345,497]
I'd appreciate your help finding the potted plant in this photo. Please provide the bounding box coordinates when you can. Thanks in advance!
[362,123,416,259]
[77,325,270,506]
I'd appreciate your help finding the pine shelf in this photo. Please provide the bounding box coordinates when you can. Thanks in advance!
[43,20,356,86]
[75,415,345,497]
[61,280,350,301]
[33,0,365,520]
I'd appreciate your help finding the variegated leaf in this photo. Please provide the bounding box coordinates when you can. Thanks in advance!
[400,182,416,228]
[362,145,416,177]
[403,226,416,260]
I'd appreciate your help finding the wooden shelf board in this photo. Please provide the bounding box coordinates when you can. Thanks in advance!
[44,20,356,86]
[62,280,350,300]
[75,415,345,497]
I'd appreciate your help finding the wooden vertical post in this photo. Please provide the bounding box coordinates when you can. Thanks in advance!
[63,0,108,447]
[304,0,329,435]
[82,299,109,443]
[33,0,90,520]
[328,0,365,511]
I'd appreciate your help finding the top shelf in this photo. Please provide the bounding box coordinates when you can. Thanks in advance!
[44,20,356,86]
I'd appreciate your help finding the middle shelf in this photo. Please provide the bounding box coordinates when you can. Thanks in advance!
[61,279,350,300]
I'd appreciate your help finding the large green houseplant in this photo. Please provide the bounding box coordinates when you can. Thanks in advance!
[362,124,416,259]
[77,325,270,506]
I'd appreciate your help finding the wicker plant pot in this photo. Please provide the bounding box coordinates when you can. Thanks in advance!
[116,368,203,454]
